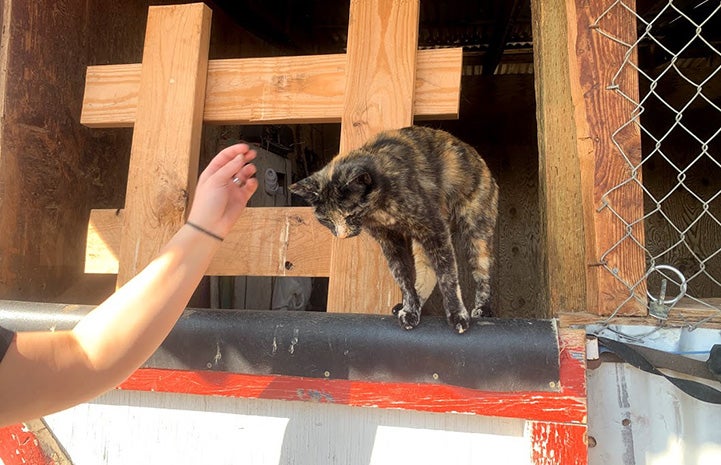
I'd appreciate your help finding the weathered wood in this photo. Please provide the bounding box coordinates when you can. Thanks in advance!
[86,207,334,276]
[119,328,587,423]
[559,297,721,329]
[81,48,463,127]
[326,0,420,314]
[575,0,646,316]
[0,0,102,300]
[529,421,588,465]
[116,4,212,286]
[530,0,585,317]
[531,0,646,316]
[82,1,461,315]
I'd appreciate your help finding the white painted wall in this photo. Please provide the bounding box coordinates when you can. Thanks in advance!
[44,389,530,465]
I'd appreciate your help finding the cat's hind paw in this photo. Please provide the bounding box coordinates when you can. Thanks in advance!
[471,304,493,319]
[449,311,471,334]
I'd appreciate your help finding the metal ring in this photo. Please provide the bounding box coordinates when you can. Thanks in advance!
[646,264,687,306]
[232,176,244,187]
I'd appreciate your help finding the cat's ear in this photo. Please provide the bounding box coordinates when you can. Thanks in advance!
[289,175,320,203]
[346,170,373,191]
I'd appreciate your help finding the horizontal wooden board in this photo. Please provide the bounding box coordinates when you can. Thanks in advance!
[559,297,721,328]
[81,48,462,127]
[119,329,586,423]
[86,207,334,276]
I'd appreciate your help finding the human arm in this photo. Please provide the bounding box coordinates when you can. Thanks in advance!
[0,143,258,426]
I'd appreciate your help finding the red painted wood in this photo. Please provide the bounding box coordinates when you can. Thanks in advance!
[119,329,587,423]
[529,421,588,465]
[0,424,56,465]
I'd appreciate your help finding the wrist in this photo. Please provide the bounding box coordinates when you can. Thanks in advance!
[184,221,224,242]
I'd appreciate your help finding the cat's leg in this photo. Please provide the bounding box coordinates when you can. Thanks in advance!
[370,231,422,330]
[458,201,497,318]
[417,225,470,333]
[465,233,494,318]
[412,239,437,308]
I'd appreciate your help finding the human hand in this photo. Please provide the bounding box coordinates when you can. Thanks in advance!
[187,143,259,239]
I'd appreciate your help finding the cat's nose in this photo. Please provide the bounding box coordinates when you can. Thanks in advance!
[334,223,350,238]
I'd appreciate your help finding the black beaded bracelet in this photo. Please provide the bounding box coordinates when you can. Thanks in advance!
[186,221,224,241]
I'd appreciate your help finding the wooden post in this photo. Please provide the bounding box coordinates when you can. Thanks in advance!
[117,3,211,285]
[531,0,646,316]
[81,1,463,314]
[327,0,420,314]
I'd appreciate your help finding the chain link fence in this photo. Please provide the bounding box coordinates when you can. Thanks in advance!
[592,0,721,329]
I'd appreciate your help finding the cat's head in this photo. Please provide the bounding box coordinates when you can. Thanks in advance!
[289,156,378,238]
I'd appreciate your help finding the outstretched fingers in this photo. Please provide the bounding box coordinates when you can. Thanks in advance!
[202,143,256,182]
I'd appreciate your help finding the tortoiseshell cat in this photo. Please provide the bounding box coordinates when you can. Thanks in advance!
[290,126,498,333]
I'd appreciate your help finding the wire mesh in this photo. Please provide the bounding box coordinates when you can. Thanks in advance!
[591,0,721,330]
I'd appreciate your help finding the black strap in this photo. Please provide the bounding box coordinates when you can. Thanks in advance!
[597,336,721,405]
[708,344,721,382]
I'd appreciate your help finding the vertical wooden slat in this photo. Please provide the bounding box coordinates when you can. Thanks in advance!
[116,3,212,286]
[326,0,419,314]
[529,422,588,465]
[532,0,646,315]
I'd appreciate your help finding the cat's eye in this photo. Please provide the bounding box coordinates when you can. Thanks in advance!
[317,217,334,230]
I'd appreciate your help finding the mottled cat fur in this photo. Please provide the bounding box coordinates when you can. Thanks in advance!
[290,126,498,333]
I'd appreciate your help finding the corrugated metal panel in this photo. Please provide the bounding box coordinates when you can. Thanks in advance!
[587,325,721,465]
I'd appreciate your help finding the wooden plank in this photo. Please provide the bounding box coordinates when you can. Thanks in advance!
[116,4,212,286]
[85,207,333,277]
[530,0,586,316]
[326,0,421,314]
[573,0,646,316]
[0,423,59,465]
[531,0,646,316]
[529,422,588,465]
[0,0,106,300]
[119,329,587,423]
[559,297,721,328]
[80,48,462,127]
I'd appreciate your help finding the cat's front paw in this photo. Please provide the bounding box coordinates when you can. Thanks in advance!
[449,310,471,334]
[395,306,421,330]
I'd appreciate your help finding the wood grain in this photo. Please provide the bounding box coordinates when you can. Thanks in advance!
[86,207,334,277]
[559,297,721,328]
[81,48,462,127]
[116,4,212,286]
[529,421,588,465]
[572,0,646,316]
[531,0,587,315]
[532,0,646,316]
[327,0,422,314]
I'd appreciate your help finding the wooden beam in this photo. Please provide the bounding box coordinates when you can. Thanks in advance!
[119,328,587,422]
[325,0,421,314]
[116,3,212,286]
[86,207,333,277]
[559,298,721,329]
[80,48,463,127]
[0,0,101,300]
[531,0,646,316]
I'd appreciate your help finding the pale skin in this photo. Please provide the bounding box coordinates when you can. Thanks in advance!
[0,144,258,427]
